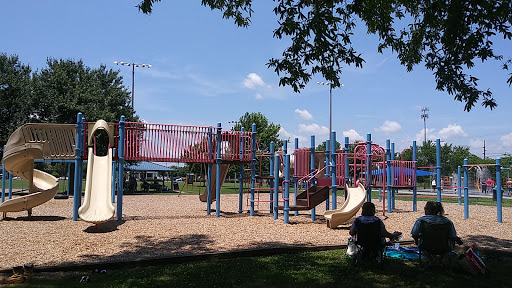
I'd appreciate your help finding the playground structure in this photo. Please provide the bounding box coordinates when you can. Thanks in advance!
[0,123,75,218]
[324,183,366,228]
[78,120,116,223]
[1,113,509,224]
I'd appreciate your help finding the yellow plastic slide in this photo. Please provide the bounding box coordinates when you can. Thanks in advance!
[0,124,75,218]
[199,164,230,202]
[323,183,367,228]
[78,120,115,223]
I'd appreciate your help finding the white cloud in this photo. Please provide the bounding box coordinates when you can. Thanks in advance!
[294,109,313,121]
[279,127,293,139]
[469,139,483,153]
[414,124,467,143]
[343,129,364,142]
[374,120,402,134]
[298,123,329,136]
[254,93,263,100]
[415,128,436,143]
[500,133,512,147]
[242,73,268,89]
[279,127,309,147]
[437,124,468,140]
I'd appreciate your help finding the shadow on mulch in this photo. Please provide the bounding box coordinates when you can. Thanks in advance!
[3,215,66,222]
[83,220,126,233]
[464,235,512,257]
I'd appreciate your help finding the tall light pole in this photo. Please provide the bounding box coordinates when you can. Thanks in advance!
[317,82,343,148]
[421,107,429,143]
[114,61,151,109]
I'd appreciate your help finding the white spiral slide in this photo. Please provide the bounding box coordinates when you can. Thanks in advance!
[0,124,75,218]
[78,120,115,224]
[323,183,367,228]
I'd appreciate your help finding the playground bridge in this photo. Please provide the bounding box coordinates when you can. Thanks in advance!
[82,121,255,163]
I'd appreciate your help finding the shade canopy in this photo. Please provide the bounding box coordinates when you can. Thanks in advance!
[124,161,176,172]
[370,167,436,177]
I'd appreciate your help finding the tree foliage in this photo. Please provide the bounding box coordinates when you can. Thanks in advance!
[137,0,512,111]
[0,54,32,154]
[0,54,136,159]
[415,140,471,176]
[316,140,342,152]
[232,112,282,152]
[32,58,136,124]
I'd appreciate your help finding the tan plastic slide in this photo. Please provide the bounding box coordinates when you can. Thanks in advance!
[323,182,367,228]
[199,164,230,202]
[78,120,115,223]
[0,124,76,218]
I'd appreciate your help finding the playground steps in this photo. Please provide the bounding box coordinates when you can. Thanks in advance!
[277,185,329,211]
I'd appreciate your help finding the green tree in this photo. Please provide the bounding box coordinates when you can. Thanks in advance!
[232,112,282,152]
[137,0,512,111]
[316,140,342,152]
[416,140,471,176]
[0,53,33,158]
[228,112,282,179]
[31,58,136,124]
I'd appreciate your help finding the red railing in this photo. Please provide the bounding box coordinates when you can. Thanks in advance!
[294,148,311,177]
[122,122,253,163]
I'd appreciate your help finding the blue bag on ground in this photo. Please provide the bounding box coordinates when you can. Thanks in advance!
[385,246,422,260]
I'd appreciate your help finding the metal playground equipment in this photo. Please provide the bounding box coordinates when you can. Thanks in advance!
[2,114,507,224]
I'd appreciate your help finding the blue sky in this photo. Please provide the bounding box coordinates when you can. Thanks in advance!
[2,1,511,158]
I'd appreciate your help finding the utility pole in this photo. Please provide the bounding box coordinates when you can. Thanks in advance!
[483,140,486,160]
[421,107,429,143]
[114,61,152,109]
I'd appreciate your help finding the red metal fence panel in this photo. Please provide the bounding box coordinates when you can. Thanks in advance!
[121,122,253,163]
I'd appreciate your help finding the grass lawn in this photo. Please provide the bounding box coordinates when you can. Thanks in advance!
[3,181,511,287]
[9,250,511,288]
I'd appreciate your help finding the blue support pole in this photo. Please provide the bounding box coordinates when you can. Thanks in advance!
[496,158,502,223]
[463,158,469,219]
[325,139,330,211]
[331,131,337,210]
[510,165,512,197]
[250,123,257,217]
[412,140,417,212]
[366,133,372,202]
[116,116,125,220]
[294,138,299,216]
[457,166,462,205]
[111,148,116,203]
[2,145,6,202]
[66,163,71,196]
[436,138,442,202]
[273,154,280,220]
[391,142,395,210]
[386,139,392,214]
[284,154,290,224]
[326,139,331,180]
[207,127,213,215]
[310,135,316,221]
[269,141,275,213]
[216,123,222,218]
[239,128,245,214]
[8,173,12,199]
[344,136,349,200]
[72,113,84,221]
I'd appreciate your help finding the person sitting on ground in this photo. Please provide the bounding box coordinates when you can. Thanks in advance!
[349,202,402,244]
[411,201,462,247]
